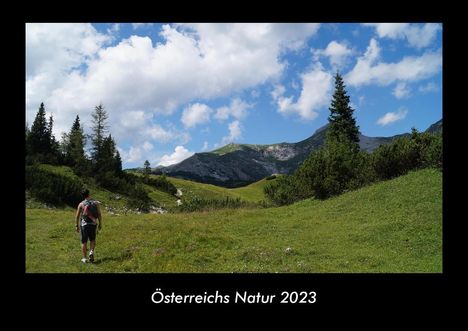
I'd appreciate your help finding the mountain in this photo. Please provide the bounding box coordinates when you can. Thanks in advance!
[159,119,442,187]
[425,119,443,134]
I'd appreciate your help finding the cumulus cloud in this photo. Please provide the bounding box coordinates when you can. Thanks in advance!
[202,141,209,151]
[419,82,439,93]
[221,120,242,144]
[346,38,441,87]
[142,141,153,152]
[181,103,212,128]
[214,98,251,121]
[158,146,194,166]
[313,40,353,69]
[392,82,411,99]
[117,146,144,164]
[363,23,441,48]
[377,108,408,126]
[26,23,320,147]
[132,23,154,30]
[273,63,333,120]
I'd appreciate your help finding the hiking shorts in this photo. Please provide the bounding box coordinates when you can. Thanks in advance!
[80,224,97,244]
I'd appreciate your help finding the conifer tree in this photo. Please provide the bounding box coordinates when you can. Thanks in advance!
[327,72,360,150]
[143,160,151,180]
[28,103,49,159]
[90,103,109,168]
[63,115,87,168]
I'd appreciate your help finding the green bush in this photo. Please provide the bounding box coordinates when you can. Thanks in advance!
[144,174,178,195]
[25,165,84,207]
[295,140,373,200]
[127,184,152,212]
[423,133,442,169]
[264,175,301,206]
[372,130,442,180]
[265,175,277,180]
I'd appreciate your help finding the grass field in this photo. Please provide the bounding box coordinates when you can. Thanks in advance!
[25,168,442,273]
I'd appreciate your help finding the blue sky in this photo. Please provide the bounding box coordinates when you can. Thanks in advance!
[26,23,442,169]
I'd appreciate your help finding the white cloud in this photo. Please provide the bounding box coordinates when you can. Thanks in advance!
[392,82,411,99]
[419,82,439,93]
[221,120,242,144]
[362,23,441,48]
[251,90,260,98]
[274,63,333,120]
[214,98,251,121]
[132,23,154,30]
[377,108,408,126]
[346,38,441,87]
[271,84,286,100]
[202,141,209,151]
[107,23,120,34]
[181,103,212,128]
[142,141,153,152]
[26,23,320,146]
[313,41,353,69]
[118,146,143,163]
[144,124,189,144]
[158,146,194,166]
[358,95,365,105]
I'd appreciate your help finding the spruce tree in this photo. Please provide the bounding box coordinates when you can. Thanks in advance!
[327,72,360,150]
[113,149,123,175]
[143,160,151,180]
[28,103,50,162]
[90,103,109,169]
[46,114,61,164]
[63,115,87,169]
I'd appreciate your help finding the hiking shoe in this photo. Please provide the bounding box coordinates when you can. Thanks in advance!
[81,258,88,263]
[89,250,94,262]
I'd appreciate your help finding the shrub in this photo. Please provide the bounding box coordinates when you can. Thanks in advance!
[372,130,442,180]
[144,174,178,195]
[423,133,442,169]
[127,184,152,212]
[295,140,373,200]
[264,175,302,206]
[265,175,277,180]
[25,165,84,207]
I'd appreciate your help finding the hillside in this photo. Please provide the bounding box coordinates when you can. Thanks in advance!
[159,119,442,187]
[26,168,442,273]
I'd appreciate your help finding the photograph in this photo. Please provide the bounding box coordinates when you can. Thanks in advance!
[25,22,442,275]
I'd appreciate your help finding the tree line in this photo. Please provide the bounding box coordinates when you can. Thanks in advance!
[264,73,442,206]
[26,103,122,179]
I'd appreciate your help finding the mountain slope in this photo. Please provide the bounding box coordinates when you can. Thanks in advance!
[26,168,442,272]
[160,119,442,187]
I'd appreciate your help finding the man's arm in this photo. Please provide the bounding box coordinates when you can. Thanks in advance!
[96,203,102,230]
[75,203,82,233]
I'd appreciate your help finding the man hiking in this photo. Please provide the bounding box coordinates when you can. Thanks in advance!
[75,189,102,263]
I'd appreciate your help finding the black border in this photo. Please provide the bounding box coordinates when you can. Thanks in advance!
[14,5,460,314]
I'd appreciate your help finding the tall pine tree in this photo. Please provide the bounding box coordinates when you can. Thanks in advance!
[28,103,48,158]
[63,115,87,170]
[143,160,151,181]
[99,134,122,175]
[90,103,109,169]
[327,72,360,150]
[46,114,61,164]
[28,103,56,163]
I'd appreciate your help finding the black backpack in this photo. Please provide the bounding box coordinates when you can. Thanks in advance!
[82,199,98,224]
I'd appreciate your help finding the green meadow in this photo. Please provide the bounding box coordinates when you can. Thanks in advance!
[26,168,442,273]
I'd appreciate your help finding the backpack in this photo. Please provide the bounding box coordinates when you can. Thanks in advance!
[82,199,99,224]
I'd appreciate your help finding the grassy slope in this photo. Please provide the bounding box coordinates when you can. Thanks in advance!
[26,169,442,273]
[125,171,274,204]
[228,177,278,202]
